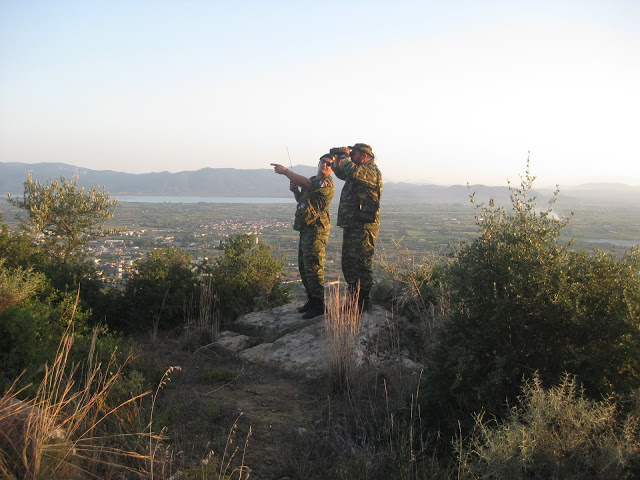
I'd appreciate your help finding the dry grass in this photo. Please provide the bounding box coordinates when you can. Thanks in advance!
[183,279,220,349]
[0,324,159,480]
[324,282,364,394]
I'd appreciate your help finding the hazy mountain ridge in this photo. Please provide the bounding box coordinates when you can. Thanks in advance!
[2,162,639,205]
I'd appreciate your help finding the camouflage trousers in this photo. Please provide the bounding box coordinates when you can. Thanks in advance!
[341,226,379,293]
[298,229,330,300]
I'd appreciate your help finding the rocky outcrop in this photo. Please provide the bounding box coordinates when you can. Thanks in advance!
[216,303,422,377]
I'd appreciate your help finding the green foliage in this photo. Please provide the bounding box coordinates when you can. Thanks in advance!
[458,374,640,479]
[0,284,99,388]
[421,164,640,431]
[0,307,58,386]
[206,234,289,323]
[124,246,198,331]
[0,261,60,383]
[196,368,237,383]
[4,225,117,329]
[7,174,118,262]
[0,259,45,315]
[563,248,640,396]
[0,217,40,270]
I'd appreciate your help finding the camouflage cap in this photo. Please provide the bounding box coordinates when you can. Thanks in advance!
[349,143,375,159]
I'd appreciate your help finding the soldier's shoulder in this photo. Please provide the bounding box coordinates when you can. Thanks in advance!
[316,176,334,189]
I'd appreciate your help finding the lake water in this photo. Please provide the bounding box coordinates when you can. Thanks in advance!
[117,196,293,204]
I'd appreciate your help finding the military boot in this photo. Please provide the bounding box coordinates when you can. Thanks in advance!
[297,299,312,313]
[297,290,312,313]
[301,297,325,319]
[358,291,372,314]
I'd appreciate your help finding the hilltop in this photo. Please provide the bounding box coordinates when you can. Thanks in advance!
[133,301,420,479]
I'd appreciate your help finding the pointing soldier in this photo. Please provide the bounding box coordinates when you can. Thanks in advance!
[271,154,335,319]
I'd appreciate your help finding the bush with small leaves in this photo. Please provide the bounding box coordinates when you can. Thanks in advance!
[205,234,289,324]
[458,374,640,479]
[421,161,640,434]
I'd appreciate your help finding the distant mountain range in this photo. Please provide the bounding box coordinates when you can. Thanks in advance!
[1,162,639,206]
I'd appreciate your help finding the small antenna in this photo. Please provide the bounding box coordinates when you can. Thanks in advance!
[286,146,293,171]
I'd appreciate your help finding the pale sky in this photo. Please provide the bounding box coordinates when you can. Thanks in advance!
[1,0,639,186]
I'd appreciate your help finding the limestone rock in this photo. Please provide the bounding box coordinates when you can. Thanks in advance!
[216,331,257,353]
[239,321,328,376]
[232,303,323,342]
[218,302,423,377]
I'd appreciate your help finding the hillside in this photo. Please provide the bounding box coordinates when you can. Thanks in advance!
[0,161,517,205]
[2,161,640,205]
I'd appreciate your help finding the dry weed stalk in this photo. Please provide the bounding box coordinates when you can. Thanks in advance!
[0,325,156,480]
[324,283,363,394]
[190,414,252,479]
[218,414,252,479]
[148,364,181,479]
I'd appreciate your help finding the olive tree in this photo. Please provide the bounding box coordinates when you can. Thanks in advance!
[8,174,118,262]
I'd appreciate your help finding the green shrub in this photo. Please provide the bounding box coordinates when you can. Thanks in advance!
[0,253,130,390]
[0,260,44,315]
[421,164,640,432]
[1,215,119,327]
[0,281,92,383]
[206,234,289,324]
[124,245,198,331]
[458,374,640,479]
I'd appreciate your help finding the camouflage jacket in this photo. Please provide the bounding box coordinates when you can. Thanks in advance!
[293,175,335,232]
[334,159,382,229]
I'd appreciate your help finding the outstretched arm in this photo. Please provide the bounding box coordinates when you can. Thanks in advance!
[270,163,312,190]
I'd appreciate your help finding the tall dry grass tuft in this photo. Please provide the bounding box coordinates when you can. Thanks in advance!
[324,283,363,394]
[0,322,160,480]
[183,279,220,348]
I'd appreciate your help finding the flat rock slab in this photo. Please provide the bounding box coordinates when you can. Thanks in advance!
[239,321,328,377]
[232,302,324,343]
[228,304,423,377]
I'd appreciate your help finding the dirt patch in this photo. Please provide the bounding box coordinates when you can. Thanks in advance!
[138,331,331,480]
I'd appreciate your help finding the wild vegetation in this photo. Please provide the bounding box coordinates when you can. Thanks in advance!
[1,165,640,479]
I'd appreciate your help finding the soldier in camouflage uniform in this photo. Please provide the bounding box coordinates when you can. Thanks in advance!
[271,155,335,319]
[332,143,382,313]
